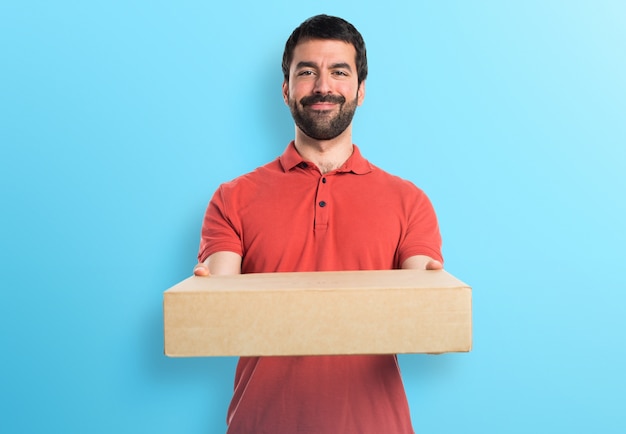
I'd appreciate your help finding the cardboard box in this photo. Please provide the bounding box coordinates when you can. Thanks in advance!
[164,269,471,357]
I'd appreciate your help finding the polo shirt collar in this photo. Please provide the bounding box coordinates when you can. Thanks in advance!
[279,141,373,175]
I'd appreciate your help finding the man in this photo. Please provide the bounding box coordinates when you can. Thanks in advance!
[194,14,443,434]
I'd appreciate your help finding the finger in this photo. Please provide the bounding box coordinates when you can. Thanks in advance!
[193,263,210,276]
[425,260,443,270]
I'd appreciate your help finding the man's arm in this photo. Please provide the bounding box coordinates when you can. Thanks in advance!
[401,255,443,270]
[193,251,242,276]
[195,253,440,275]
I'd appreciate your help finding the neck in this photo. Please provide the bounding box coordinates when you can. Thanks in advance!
[293,125,354,174]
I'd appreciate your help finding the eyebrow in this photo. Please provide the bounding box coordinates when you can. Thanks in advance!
[295,61,353,71]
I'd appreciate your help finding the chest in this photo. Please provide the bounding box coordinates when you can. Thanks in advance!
[234,173,407,272]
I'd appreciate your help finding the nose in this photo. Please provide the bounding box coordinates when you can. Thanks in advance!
[313,73,331,94]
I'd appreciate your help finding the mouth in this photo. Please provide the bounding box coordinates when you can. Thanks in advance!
[307,102,337,111]
[300,95,345,111]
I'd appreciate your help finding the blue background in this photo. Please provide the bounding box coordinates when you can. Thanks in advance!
[2,1,625,433]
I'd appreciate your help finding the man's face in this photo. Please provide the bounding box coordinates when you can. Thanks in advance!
[282,39,366,141]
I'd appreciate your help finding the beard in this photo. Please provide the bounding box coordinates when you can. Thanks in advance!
[288,93,358,141]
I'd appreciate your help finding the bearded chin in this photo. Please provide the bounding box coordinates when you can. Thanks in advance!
[290,97,358,141]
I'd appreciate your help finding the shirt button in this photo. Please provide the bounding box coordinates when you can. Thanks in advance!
[319,201,327,207]
[322,178,327,183]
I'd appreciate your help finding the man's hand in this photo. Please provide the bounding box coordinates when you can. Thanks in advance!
[425,259,443,270]
[402,255,443,270]
[193,252,242,277]
[193,262,210,276]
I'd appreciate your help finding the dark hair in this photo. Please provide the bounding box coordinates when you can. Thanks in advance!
[282,14,368,84]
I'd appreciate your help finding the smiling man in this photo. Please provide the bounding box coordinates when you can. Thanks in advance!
[194,14,443,433]
[286,38,363,144]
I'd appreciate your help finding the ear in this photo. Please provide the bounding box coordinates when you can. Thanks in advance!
[357,80,366,106]
[282,80,289,105]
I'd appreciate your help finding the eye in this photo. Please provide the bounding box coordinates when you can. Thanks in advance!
[297,70,315,76]
[332,70,349,77]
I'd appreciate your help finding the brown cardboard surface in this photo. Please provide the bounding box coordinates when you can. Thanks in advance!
[163,269,472,357]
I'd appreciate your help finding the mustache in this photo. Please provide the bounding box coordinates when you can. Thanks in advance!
[300,94,346,106]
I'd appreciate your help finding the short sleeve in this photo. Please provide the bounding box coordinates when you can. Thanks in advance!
[197,185,243,263]
[395,186,443,267]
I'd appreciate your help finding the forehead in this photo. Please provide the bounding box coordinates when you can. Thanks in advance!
[290,39,357,69]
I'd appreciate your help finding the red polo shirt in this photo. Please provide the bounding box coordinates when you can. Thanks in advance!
[199,142,442,433]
